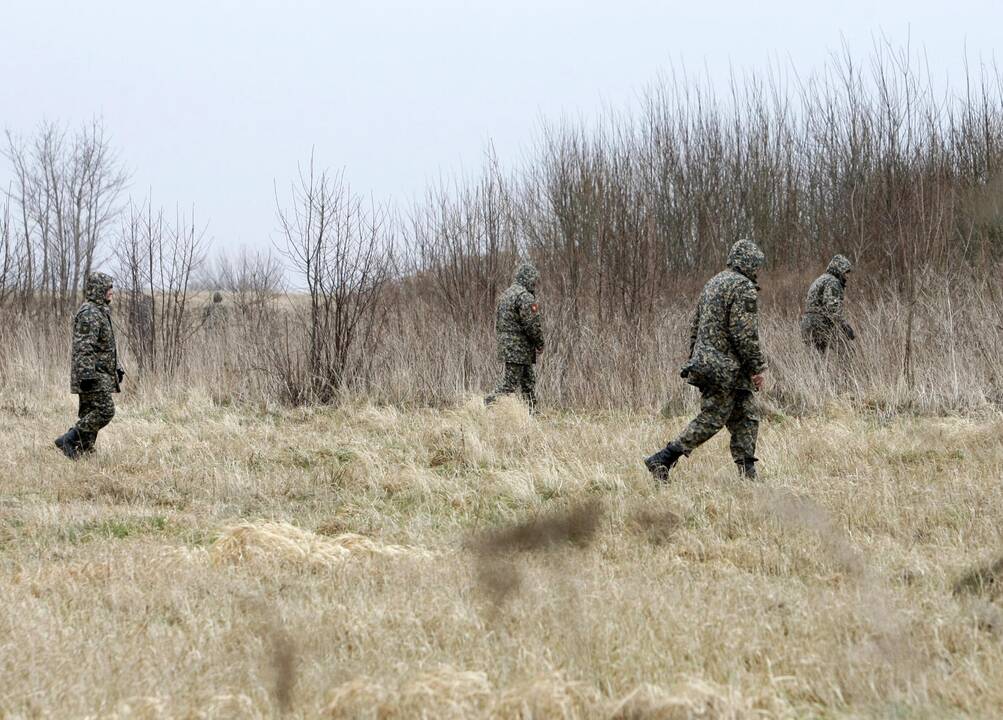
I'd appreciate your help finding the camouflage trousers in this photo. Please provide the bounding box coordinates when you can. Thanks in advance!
[673,387,758,462]
[801,315,840,354]
[75,391,116,437]
[486,363,537,411]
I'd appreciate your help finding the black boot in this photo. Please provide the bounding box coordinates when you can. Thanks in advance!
[736,457,758,481]
[644,442,685,484]
[78,431,97,455]
[54,427,82,460]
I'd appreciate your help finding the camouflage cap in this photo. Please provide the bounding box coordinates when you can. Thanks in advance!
[514,262,540,293]
[83,272,114,304]
[827,254,853,279]
[726,239,765,279]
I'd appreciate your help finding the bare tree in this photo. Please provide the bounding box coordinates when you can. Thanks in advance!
[3,120,128,315]
[275,155,394,403]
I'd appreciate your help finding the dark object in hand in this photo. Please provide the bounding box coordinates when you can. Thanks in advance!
[845,326,856,341]
[117,367,126,384]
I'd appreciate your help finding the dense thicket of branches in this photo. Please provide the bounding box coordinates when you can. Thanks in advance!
[114,199,210,374]
[3,46,1003,409]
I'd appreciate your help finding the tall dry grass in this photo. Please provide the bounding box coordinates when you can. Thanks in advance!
[4,267,1003,418]
[2,383,1003,717]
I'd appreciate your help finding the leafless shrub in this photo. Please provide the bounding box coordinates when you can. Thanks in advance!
[275,156,395,403]
[115,198,209,374]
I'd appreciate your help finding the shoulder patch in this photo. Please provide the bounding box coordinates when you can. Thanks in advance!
[530,303,539,313]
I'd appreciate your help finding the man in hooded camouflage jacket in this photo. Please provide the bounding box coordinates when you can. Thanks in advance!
[801,254,855,353]
[644,239,767,481]
[485,262,544,411]
[54,271,125,459]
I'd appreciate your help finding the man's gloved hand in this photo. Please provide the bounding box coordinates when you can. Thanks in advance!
[844,326,856,341]
[117,367,126,384]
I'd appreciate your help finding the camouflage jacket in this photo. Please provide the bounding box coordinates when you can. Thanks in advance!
[803,255,853,336]
[71,272,121,394]
[495,263,544,365]
[681,241,766,392]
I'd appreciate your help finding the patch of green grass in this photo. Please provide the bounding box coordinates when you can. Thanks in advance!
[57,515,171,544]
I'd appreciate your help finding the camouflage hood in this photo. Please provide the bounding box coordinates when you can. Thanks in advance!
[83,272,114,305]
[514,262,540,293]
[726,240,765,281]
[826,254,853,283]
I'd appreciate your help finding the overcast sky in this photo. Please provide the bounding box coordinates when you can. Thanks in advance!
[1,0,1000,253]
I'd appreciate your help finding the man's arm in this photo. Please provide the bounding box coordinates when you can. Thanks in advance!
[821,281,854,339]
[820,280,844,321]
[729,283,766,377]
[518,294,544,352]
[72,308,104,381]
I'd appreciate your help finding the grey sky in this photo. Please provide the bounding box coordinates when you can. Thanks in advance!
[1,0,999,253]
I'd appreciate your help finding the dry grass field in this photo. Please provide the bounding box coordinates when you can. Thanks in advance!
[2,382,1003,719]
[6,38,1003,718]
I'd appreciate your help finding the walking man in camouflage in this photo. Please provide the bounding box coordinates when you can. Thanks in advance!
[54,271,125,459]
[485,261,544,411]
[801,254,855,353]
[644,239,767,482]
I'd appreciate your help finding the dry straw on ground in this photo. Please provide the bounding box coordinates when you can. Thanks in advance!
[211,521,435,568]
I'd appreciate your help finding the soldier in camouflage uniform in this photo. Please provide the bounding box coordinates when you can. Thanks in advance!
[202,290,229,330]
[801,254,855,353]
[485,262,544,411]
[54,272,125,459]
[644,239,767,482]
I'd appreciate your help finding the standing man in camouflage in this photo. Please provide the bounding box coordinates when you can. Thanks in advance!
[644,239,767,482]
[202,290,229,330]
[485,261,544,411]
[801,254,855,354]
[54,272,125,459]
